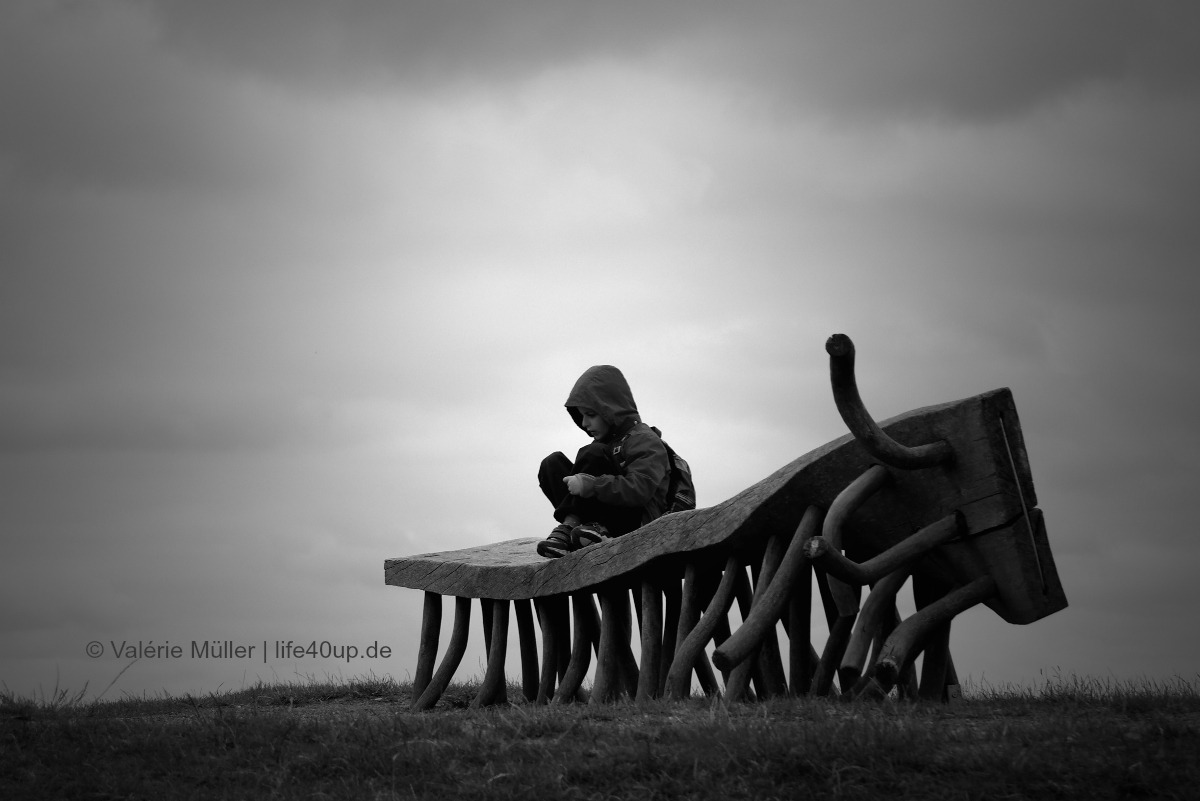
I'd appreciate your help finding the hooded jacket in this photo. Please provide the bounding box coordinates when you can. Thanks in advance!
[565,365,670,525]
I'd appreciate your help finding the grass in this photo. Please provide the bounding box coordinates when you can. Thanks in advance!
[3,673,1198,800]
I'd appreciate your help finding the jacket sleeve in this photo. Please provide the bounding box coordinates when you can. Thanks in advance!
[591,428,669,508]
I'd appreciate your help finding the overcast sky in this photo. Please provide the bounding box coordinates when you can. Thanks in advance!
[3,1,1198,701]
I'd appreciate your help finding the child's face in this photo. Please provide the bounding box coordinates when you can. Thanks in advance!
[578,408,610,441]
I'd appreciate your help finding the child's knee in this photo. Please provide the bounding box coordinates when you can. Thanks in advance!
[539,451,570,476]
[572,442,613,476]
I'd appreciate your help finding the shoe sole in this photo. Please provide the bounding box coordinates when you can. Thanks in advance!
[537,541,573,558]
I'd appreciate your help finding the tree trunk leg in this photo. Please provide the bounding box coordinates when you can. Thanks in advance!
[874,576,997,693]
[811,614,855,696]
[412,596,471,711]
[919,620,953,701]
[412,591,442,702]
[637,579,663,703]
[841,568,911,690]
[553,593,597,704]
[665,555,740,700]
[787,556,814,695]
[480,599,493,658]
[757,626,788,699]
[723,567,757,703]
[669,561,704,700]
[591,589,624,704]
[616,586,641,698]
[472,599,509,707]
[534,597,558,704]
[657,571,682,696]
[514,598,538,703]
[712,613,733,686]
[914,573,955,702]
[711,506,821,673]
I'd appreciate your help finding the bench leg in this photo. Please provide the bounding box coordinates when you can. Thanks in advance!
[591,586,640,701]
[413,591,442,701]
[665,555,740,700]
[841,567,912,691]
[412,596,471,711]
[636,579,663,703]
[722,567,756,703]
[873,575,997,693]
[535,595,568,704]
[553,593,597,703]
[515,599,538,703]
[472,599,509,707]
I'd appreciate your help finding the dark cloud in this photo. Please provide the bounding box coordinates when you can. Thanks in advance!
[0,3,290,193]
[148,0,693,91]
[144,0,1200,120]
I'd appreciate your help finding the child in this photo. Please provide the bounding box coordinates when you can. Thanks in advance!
[537,365,671,558]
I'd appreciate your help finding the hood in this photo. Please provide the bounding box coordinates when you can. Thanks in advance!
[565,365,640,440]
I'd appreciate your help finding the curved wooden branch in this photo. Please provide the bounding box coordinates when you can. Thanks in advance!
[873,575,997,692]
[839,567,912,688]
[669,562,724,698]
[722,567,757,703]
[810,614,854,696]
[822,464,890,615]
[823,463,890,547]
[412,591,442,701]
[412,596,471,711]
[750,535,790,699]
[805,512,963,586]
[514,598,538,703]
[665,555,741,700]
[826,333,954,469]
[658,576,682,697]
[472,599,509,707]
[553,593,598,703]
[480,599,494,657]
[534,597,564,704]
[712,505,823,672]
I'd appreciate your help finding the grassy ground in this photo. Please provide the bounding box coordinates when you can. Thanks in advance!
[3,674,1198,800]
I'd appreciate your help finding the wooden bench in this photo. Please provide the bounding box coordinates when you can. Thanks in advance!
[385,335,1067,708]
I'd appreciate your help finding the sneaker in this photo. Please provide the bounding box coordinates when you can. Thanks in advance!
[537,524,577,558]
[571,522,611,549]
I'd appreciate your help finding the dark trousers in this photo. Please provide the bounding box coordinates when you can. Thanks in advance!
[539,442,643,536]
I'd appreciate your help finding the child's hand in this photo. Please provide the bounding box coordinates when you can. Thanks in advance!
[563,474,597,498]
